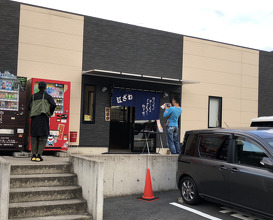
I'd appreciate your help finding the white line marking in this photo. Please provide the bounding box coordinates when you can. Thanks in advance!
[220,206,264,220]
[170,202,223,220]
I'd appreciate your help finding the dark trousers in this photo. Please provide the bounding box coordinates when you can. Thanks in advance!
[31,136,48,155]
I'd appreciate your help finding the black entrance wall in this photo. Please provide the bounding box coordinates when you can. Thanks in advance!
[259,51,273,116]
[80,75,181,147]
[81,16,183,147]
[0,0,20,74]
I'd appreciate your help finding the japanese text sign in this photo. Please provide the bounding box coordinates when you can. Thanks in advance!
[112,88,160,120]
[112,89,136,106]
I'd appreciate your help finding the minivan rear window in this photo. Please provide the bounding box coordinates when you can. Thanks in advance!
[199,134,230,161]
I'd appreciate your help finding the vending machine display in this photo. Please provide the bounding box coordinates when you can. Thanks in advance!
[0,72,20,111]
[0,71,27,151]
[27,78,71,151]
[34,82,65,113]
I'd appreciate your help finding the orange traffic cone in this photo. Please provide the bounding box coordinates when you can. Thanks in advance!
[137,168,159,202]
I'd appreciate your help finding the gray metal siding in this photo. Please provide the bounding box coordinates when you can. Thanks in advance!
[81,17,183,147]
[0,0,20,74]
[259,51,273,116]
[82,17,183,79]
[80,79,111,147]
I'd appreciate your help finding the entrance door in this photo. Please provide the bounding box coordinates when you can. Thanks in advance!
[109,106,135,153]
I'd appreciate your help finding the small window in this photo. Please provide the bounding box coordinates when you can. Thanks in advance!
[208,96,222,128]
[234,136,268,168]
[183,134,198,156]
[199,134,230,161]
[83,85,95,123]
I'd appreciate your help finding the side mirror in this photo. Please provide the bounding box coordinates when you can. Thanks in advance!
[260,157,273,170]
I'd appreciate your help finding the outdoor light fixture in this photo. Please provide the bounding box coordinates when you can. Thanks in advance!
[102,87,108,92]
[163,92,168,98]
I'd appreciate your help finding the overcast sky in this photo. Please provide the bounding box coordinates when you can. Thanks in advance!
[14,0,273,51]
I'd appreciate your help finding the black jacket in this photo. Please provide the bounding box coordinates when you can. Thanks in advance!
[28,91,56,137]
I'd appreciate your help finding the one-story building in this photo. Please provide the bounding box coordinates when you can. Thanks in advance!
[1,0,273,154]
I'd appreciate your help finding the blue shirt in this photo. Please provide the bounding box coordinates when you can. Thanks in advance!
[163,106,182,127]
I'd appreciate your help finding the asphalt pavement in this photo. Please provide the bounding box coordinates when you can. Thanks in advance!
[103,190,268,220]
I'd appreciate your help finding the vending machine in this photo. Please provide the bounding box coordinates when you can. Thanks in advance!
[27,78,71,151]
[0,71,27,151]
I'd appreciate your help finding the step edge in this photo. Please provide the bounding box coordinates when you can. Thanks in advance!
[11,163,71,168]
[10,185,81,193]
[10,173,76,178]
[8,214,92,220]
[9,199,87,208]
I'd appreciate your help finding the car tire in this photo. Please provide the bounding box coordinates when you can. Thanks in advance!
[180,176,201,205]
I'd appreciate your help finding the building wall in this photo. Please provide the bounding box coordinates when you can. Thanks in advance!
[10,3,265,151]
[81,16,183,147]
[181,37,259,137]
[259,51,273,116]
[0,0,20,74]
[83,17,183,79]
[17,5,84,145]
[79,76,111,147]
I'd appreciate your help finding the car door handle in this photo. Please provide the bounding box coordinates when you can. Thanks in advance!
[230,168,239,173]
[219,165,227,171]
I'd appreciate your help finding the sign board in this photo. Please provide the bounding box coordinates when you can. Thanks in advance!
[112,88,160,120]
[105,107,111,121]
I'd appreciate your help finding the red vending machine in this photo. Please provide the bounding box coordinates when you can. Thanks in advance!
[0,71,27,151]
[27,78,71,152]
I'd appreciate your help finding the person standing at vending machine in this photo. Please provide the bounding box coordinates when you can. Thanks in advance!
[29,81,56,162]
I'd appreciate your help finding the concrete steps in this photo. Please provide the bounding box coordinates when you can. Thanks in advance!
[9,186,82,203]
[11,163,71,175]
[9,199,88,219]
[9,214,92,220]
[9,214,91,220]
[10,173,77,188]
[9,163,92,220]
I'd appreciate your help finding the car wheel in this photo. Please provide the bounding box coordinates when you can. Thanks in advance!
[180,176,201,205]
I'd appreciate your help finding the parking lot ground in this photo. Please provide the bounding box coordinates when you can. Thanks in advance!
[103,190,269,220]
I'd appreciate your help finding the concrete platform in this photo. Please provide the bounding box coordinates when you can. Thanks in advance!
[1,156,69,165]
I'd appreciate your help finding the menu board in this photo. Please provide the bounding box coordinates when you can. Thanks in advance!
[0,72,19,111]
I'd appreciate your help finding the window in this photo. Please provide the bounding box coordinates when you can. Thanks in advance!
[234,136,268,168]
[110,106,129,122]
[208,96,222,128]
[183,134,198,156]
[265,138,273,150]
[83,85,95,123]
[199,134,230,161]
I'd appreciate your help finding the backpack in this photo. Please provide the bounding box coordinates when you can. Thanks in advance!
[30,92,51,118]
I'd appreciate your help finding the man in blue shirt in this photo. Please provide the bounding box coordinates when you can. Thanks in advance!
[163,96,182,154]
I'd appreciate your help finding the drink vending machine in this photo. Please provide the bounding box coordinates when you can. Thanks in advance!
[0,71,27,151]
[27,78,71,151]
